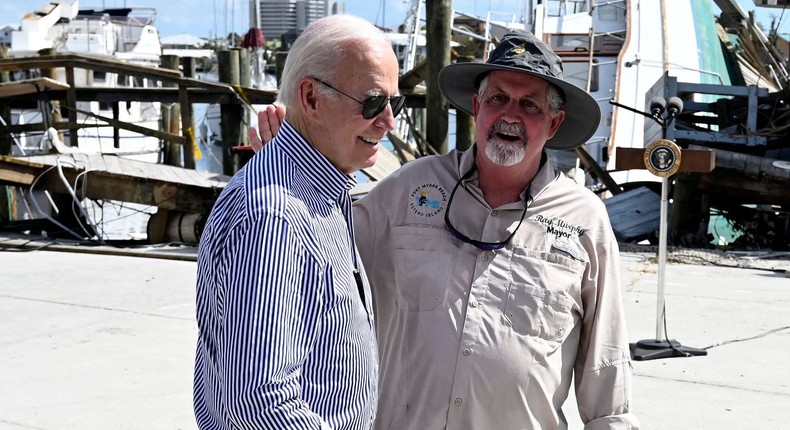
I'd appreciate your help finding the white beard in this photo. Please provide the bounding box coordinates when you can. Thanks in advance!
[485,139,526,166]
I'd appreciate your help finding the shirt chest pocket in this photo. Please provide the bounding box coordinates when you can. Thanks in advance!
[393,249,453,310]
[392,226,458,311]
[501,283,575,343]
[500,248,584,345]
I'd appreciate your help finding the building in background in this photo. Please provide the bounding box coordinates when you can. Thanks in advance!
[0,24,17,47]
[250,0,343,42]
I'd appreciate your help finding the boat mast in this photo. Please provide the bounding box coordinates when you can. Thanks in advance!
[255,0,261,29]
[393,0,423,146]
[403,0,423,75]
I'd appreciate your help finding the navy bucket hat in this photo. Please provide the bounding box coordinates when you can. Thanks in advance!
[438,30,601,150]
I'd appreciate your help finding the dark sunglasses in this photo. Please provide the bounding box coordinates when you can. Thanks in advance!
[444,164,529,251]
[312,77,406,119]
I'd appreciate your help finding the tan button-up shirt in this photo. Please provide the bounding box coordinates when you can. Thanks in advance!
[354,147,638,429]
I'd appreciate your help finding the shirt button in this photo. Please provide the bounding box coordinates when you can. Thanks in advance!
[454,398,463,406]
[491,211,497,217]
[463,348,472,356]
[481,254,489,261]
[469,299,479,308]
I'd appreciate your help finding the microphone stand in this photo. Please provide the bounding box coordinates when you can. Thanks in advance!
[610,99,707,361]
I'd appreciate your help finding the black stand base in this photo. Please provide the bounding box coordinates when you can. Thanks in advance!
[630,339,708,361]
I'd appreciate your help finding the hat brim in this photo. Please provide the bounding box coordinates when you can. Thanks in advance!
[438,62,601,150]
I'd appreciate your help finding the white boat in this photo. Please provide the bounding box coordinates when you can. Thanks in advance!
[8,0,164,162]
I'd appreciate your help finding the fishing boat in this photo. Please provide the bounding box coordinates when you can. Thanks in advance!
[7,0,164,162]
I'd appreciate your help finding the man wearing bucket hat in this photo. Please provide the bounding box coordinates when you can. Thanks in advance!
[251,29,637,429]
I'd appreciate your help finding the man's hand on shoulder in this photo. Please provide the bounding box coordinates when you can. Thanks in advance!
[248,104,286,153]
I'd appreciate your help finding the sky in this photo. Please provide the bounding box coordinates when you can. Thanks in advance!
[1,0,789,39]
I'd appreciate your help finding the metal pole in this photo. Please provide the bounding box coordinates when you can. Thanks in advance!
[255,0,260,29]
[656,175,669,341]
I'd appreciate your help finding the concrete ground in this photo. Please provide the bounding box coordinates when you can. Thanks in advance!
[1,240,788,429]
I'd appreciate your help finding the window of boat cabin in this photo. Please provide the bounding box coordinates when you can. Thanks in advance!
[545,0,589,16]
[544,0,625,19]
[560,58,599,93]
[546,33,624,56]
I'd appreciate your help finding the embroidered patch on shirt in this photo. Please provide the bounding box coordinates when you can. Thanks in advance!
[409,184,447,217]
[534,214,586,238]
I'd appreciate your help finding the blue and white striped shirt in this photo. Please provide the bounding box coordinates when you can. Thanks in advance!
[194,121,378,429]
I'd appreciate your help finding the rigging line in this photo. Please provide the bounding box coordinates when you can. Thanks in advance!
[703,325,790,350]
[376,0,384,27]
[776,3,788,36]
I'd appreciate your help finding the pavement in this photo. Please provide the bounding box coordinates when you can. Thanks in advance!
[1,239,788,429]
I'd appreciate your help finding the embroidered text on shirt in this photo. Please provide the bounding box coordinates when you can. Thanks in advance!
[534,215,586,238]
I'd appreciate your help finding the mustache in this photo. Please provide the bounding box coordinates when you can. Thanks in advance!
[487,121,526,141]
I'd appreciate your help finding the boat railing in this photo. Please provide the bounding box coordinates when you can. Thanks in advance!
[75,7,157,28]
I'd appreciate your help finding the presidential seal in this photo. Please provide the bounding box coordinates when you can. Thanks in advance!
[409,184,448,217]
[644,139,682,177]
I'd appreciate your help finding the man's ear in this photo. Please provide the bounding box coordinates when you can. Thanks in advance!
[472,93,480,119]
[547,110,566,139]
[299,78,320,121]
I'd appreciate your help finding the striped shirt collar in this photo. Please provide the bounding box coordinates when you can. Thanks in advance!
[273,120,358,203]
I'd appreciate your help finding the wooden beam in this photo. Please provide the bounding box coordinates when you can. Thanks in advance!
[0,157,40,185]
[179,85,196,169]
[700,170,790,205]
[0,54,183,81]
[574,146,622,194]
[65,66,79,148]
[66,106,187,145]
[386,130,417,164]
[399,59,428,90]
[425,0,453,154]
[0,77,69,97]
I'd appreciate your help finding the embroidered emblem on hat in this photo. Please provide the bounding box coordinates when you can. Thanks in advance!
[512,42,527,55]
[409,184,448,217]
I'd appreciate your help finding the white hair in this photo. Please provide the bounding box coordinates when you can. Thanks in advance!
[277,15,392,107]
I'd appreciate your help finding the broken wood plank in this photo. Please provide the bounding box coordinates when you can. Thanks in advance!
[0,154,229,214]
[0,77,69,98]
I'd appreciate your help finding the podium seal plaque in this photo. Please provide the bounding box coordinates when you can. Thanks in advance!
[644,139,682,177]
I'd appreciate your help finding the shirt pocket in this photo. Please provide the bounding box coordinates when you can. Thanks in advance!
[501,283,575,343]
[392,226,456,311]
[501,248,584,347]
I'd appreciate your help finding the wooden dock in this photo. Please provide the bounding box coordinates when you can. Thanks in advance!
[0,153,229,215]
[0,153,230,243]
